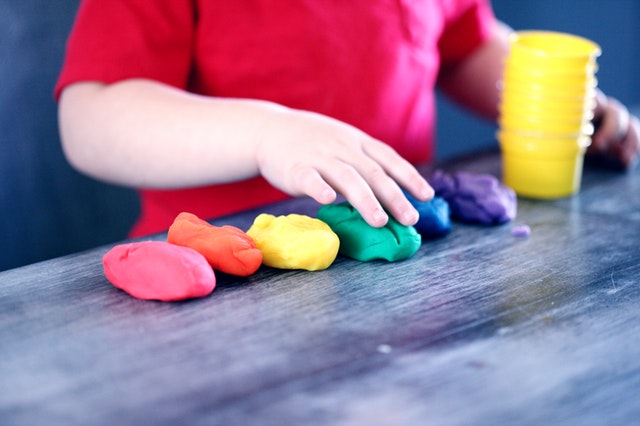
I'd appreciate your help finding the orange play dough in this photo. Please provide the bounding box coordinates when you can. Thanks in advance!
[167,212,262,276]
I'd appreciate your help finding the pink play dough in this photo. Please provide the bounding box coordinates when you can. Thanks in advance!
[103,241,216,301]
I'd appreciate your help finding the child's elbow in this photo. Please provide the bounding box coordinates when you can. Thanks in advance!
[57,83,104,176]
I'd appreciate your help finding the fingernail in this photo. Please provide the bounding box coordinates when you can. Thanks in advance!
[373,209,388,226]
[420,183,435,199]
[321,188,336,203]
[404,208,419,225]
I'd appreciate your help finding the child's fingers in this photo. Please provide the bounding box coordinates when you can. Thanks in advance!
[363,140,434,201]
[351,160,420,226]
[592,94,629,153]
[619,116,640,168]
[319,161,390,228]
[590,92,639,168]
[325,143,421,227]
[290,166,337,204]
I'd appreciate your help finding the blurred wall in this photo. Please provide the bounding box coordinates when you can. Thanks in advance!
[436,0,640,160]
[0,0,139,271]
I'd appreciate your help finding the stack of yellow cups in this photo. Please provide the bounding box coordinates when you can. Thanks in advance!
[498,31,601,198]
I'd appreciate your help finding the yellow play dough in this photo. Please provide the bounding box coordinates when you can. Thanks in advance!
[247,213,340,271]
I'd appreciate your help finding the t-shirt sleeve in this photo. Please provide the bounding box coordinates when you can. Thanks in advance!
[438,0,496,67]
[54,0,195,99]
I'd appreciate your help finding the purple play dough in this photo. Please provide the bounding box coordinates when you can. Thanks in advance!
[430,170,517,225]
[511,225,531,237]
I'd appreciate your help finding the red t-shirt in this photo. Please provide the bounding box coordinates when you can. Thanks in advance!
[56,0,495,236]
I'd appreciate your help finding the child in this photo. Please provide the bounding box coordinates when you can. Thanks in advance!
[56,1,639,237]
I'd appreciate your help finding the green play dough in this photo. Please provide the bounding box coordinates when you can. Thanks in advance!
[317,202,421,262]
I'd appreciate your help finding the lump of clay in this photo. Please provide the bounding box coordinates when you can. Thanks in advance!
[167,212,262,276]
[403,192,451,238]
[511,224,531,237]
[246,213,339,271]
[103,241,215,302]
[429,170,516,225]
[317,202,421,262]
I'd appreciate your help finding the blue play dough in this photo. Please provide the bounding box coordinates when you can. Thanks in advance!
[404,192,452,238]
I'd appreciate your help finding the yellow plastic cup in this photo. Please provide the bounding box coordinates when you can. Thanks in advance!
[499,98,596,128]
[501,147,587,198]
[499,97,594,121]
[505,60,598,80]
[498,131,591,198]
[502,84,596,103]
[499,98,594,123]
[500,89,597,114]
[508,52,596,74]
[502,76,597,99]
[501,83,595,101]
[503,69,597,91]
[498,120,595,139]
[508,31,601,69]
[498,130,592,150]
[499,113,591,136]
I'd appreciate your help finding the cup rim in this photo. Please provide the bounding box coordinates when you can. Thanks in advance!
[500,95,597,109]
[500,89,597,105]
[502,85,596,102]
[504,58,599,77]
[509,30,602,60]
[497,130,592,148]
[499,114,590,129]
[500,71,598,91]
[499,108,594,122]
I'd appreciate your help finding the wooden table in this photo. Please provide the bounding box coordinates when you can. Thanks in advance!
[2,151,639,425]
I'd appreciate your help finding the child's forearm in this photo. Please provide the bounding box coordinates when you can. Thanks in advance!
[58,79,283,188]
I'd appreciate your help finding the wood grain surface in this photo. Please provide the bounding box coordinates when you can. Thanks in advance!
[1,151,639,425]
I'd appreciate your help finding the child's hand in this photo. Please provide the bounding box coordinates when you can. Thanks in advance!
[589,90,640,169]
[255,108,434,227]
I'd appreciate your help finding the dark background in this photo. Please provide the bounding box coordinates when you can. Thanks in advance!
[1,0,639,271]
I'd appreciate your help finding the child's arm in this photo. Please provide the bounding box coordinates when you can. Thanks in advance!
[436,21,512,121]
[59,79,433,228]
